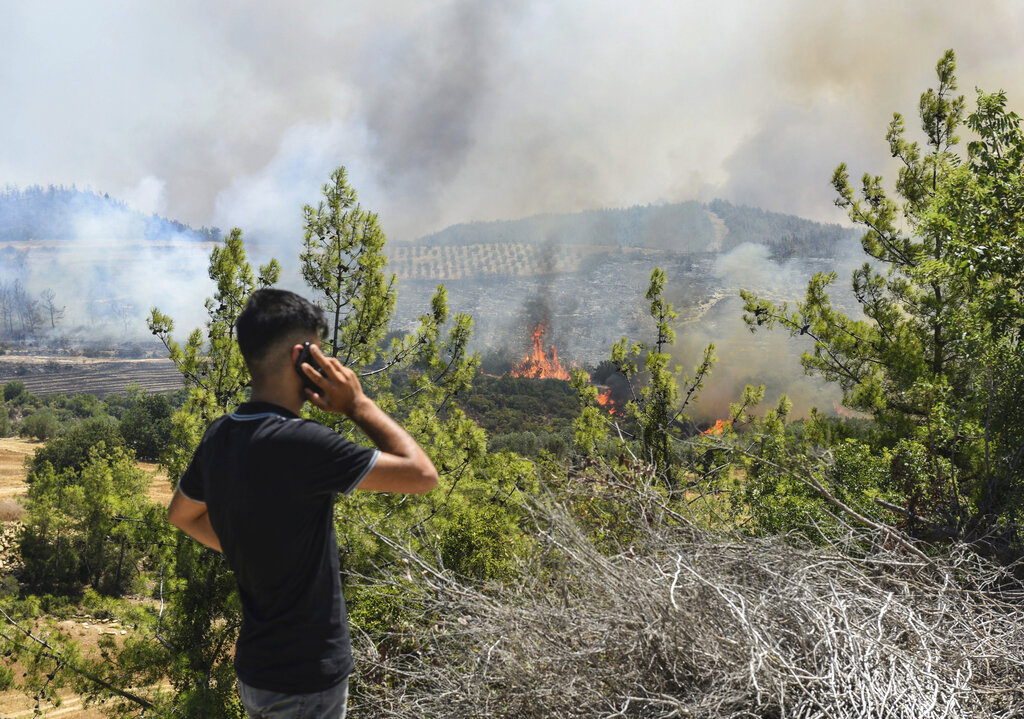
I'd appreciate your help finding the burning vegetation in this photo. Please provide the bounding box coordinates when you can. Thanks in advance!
[509,321,582,381]
[702,418,731,435]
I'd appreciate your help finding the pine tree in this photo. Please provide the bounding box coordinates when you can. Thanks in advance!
[740,50,1024,557]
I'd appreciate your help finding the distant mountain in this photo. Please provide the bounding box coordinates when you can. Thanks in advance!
[405,199,858,260]
[0,185,220,243]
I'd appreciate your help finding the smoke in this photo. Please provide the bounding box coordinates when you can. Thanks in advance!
[668,243,859,421]
[3,1,1024,352]
[6,0,1024,247]
[0,191,213,343]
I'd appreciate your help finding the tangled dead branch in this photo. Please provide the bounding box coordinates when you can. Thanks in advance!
[350,469,1024,718]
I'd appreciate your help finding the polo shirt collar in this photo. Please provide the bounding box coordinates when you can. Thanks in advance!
[234,401,299,420]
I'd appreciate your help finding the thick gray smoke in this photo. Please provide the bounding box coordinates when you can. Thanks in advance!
[2,1,1023,350]
[5,1,1024,245]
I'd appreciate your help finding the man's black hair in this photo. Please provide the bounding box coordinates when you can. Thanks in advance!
[236,289,328,365]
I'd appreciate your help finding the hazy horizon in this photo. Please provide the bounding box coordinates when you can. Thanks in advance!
[3,2,1023,247]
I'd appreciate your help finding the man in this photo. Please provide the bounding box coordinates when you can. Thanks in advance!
[167,288,438,718]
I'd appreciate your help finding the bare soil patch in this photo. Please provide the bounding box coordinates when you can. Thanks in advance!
[0,437,36,501]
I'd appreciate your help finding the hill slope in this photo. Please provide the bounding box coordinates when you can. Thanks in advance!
[0,185,219,244]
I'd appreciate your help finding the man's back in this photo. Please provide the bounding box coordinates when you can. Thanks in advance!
[168,288,437,718]
[178,401,378,693]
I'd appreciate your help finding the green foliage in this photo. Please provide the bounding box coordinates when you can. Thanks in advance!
[581,268,745,486]
[570,369,609,455]
[17,408,60,441]
[741,50,1024,557]
[19,446,157,595]
[30,416,124,474]
[435,500,521,581]
[488,428,569,459]
[54,392,103,419]
[301,167,396,366]
[461,374,580,436]
[0,664,13,691]
[118,392,174,461]
[3,380,26,402]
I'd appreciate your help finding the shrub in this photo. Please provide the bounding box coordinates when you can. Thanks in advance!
[119,393,173,461]
[30,416,125,474]
[18,409,61,441]
[3,381,25,402]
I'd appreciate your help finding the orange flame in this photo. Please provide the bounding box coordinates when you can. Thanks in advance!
[833,402,856,418]
[596,388,619,416]
[702,419,731,436]
[510,321,581,381]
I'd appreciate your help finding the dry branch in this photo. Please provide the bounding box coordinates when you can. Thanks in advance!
[350,473,1024,718]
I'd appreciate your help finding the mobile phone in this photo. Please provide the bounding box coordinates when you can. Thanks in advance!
[295,342,324,393]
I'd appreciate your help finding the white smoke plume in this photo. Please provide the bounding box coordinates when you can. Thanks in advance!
[2,1,1023,346]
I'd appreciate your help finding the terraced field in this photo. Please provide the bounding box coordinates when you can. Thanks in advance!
[386,242,614,279]
[0,356,182,397]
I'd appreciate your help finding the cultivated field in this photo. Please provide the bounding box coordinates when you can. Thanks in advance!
[386,242,614,279]
[0,355,183,397]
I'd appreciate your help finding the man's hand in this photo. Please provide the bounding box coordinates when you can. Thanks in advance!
[299,343,367,416]
[298,343,438,494]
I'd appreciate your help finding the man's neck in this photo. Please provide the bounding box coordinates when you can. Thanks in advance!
[249,382,303,415]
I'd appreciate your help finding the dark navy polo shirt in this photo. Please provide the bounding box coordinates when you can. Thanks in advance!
[177,401,379,693]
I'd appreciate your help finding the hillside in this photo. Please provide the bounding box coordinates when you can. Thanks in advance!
[394,200,855,258]
[386,201,862,379]
[0,185,219,244]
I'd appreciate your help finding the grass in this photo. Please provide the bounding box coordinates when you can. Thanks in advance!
[0,499,24,522]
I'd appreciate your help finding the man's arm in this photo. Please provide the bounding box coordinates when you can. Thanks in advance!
[168,489,223,552]
[302,343,439,494]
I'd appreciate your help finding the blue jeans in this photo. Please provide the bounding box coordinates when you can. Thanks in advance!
[238,677,348,719]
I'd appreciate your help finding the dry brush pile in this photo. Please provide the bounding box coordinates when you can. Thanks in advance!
[351,468,1024,719]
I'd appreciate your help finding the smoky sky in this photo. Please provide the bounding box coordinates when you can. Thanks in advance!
[3,0,1024,250]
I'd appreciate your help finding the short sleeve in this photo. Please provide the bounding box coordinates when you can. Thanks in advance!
[300,423,380,496]
[177,449,206,503]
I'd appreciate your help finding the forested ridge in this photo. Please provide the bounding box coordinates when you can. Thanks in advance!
[0,51,1022,718]
[0,185,220,244]
[404,197,857,258]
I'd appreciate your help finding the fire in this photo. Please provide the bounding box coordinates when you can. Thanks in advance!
[596,388,619,416]
[510,321,581,380]
[702,419,731,436]
[833,402,856,418]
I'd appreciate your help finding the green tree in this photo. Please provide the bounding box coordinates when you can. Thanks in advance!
[301,167,395,366]
[299,169,495,591]
[581,268,745,486]
[17,409,60,441]
[118,392,174,462]
[20,445,155,595]
[741,50,1024,558]
[29,416,124,474]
